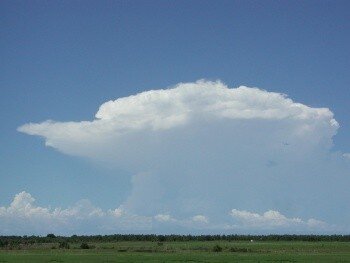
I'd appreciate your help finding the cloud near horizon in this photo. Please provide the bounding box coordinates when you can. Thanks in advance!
[229,209,327,230]
[0,191,331,235]
[17,80,350,234]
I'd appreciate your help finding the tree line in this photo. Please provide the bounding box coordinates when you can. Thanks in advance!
[1,234,350,247]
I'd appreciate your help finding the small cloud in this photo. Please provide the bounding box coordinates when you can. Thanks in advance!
[307,218,327,228]
[192,215,209,224]
[108,207,124,218]
[154,214,174,222]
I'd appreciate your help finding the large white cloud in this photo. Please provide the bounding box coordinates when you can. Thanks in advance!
[18,80,338,162]
[17,80,350,233]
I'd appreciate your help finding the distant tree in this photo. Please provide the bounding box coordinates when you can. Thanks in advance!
[158,235,166,242]
[80,243,90,249]
[0,240,9,248]
[46,234,56,238]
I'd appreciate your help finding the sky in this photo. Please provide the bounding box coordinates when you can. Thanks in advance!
[0,0,350,235]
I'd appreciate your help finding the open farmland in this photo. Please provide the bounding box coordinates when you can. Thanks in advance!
[1,239,350,262]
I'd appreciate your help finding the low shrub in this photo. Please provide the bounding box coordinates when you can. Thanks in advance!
[58,241,70,249]
[213,244,223,252]
[230,247,251,253]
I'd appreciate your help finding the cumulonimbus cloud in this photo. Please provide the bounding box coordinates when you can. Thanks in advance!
[17,80,350,234]
[18,80,338,163]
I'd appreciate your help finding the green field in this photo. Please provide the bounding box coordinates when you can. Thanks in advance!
[1,241,350,262]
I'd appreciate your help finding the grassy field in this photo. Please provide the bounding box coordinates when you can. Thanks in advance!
[0,241,350,262]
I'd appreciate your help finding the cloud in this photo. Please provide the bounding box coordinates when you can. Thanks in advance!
[0,192,52,220]
[18,80,338,163]
[108,207,124,218]
[343,153,350,160]
[229,209,327,230]
[17,80,350,234]
[154,214,174,222]
[306,218,328,228]
[0,192,332,235]
[0,192,152,235]
[192,215,209,224]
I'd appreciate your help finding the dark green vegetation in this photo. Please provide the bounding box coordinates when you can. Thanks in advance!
[1,234,350,245]
[0,235,349,262]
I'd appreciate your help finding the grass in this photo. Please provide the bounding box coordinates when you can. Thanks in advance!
[0,241,350,262]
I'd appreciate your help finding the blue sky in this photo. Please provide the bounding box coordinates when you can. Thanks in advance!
[1,1,350,235]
